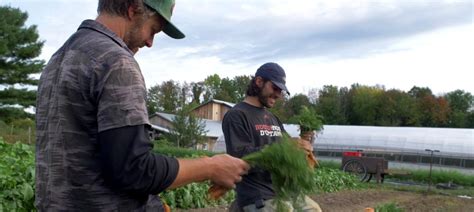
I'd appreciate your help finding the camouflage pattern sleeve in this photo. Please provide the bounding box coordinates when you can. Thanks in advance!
[97,55,150,132]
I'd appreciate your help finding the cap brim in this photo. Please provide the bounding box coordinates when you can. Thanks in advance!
[163,21,185,39]
[272,81,290,96]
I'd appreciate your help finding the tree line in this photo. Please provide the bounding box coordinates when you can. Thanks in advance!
[146,77,474,128]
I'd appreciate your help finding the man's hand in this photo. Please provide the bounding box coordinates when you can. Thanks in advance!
[170,154,249,190]
[207,154,249,200]
[296,138,313,153]
[300,131,315,144]
[208,154,250,189]
[296,138,318,168]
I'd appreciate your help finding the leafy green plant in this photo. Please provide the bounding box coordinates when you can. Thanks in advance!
[375,202,404,212]
[153,141,216,158]
[0,138,36,212]
[160,182,234,209]
[289,106,324,135]
[242,135,316,211]
[313,167,364,193]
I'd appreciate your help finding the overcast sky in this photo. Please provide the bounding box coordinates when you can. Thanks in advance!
[3,0,473,96]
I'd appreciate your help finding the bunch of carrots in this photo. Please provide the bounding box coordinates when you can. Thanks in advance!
[208,135,317,211]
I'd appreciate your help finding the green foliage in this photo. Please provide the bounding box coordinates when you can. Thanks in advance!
[232,75,251,102]
[288,105,324,133]
[0,138,36,211]
[154,143,232,209]
[386,168,474,187]
[315,85,348,125]
[160,182,234,209]
[408,86,451,127]
[203,74,221,102]
[202,74,251,103]
[445,90,473,113]
[286,94,312,118]
[153,140,216,157]
[0,119,35,144]
[214,77,235,102]
[242,136,316,211]
[348,84,384,125]
[146,80,181,114]
[317,160,341,170]
[0,6,45,122]
[156,142,364,209]
[10,118,34,129]
[164,104,208,148]
[313,167,364,193]
[149,72,473,128]
[445,90,474,128]
[0,107,34,124]
[375,202,404,212]
[190,82,204,104]
[376,89,418,126]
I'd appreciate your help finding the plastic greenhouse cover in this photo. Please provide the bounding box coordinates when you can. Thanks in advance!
[315,125,473,158]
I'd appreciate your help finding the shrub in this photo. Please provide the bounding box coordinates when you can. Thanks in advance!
[0,138,36,211]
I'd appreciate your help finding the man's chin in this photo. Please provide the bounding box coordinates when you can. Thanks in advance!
[265,99,276,108]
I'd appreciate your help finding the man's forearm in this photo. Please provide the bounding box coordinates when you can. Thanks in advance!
[168,157,213,189]
[169,154,249,189]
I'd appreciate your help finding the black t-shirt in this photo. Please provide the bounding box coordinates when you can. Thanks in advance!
[222,102,285,207]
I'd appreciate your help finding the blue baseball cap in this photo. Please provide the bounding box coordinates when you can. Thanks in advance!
[255,62,290,95]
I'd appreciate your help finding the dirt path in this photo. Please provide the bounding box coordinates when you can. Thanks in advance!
[312,189,474,212]
[179,189,474,211]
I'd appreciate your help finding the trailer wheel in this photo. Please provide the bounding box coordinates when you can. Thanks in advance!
[365,174,373,182]
[342,160,368,182]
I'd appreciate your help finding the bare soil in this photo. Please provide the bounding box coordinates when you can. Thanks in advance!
[311,189,474,212]
[178,189,474,212]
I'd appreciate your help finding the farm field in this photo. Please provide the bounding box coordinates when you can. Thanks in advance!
[2,139,473,211]
[177,188,474,212]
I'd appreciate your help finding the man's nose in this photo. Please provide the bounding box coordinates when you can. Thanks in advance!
[145,37,154,48]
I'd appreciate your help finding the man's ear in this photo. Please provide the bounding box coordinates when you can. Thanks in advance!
[255,76,265,87]
[127,5,136,21]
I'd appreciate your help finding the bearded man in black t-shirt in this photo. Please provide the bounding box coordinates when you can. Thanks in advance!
[223,62,322,211]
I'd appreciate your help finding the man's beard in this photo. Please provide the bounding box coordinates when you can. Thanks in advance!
[124,17,146,52]
[257,90,272,108]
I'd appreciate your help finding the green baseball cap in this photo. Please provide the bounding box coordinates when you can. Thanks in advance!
[144,0,185,39]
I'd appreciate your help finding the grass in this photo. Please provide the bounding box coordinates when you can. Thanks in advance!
[386,168,474,187]
[375,202,404,212]
[0,120,35,144]
[317,158,474,187]
[378,180,474,198]
[317,160,341,170]
[153,140,217,158]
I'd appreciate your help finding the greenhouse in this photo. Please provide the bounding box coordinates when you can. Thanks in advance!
[214,125,474,169]
[313,125,474,169]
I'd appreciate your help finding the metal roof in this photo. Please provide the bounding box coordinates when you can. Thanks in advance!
[150,124,170,133]
[192,99,235,111]
[152,112,222,138]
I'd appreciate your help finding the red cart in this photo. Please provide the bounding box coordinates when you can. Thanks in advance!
[341,151,389,183]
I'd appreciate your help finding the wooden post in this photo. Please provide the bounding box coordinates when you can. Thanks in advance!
[28,126,31,144]
[376,161,382,183]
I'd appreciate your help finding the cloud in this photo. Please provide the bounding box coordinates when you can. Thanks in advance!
[3,0,473,94]
[153,0,472,63]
